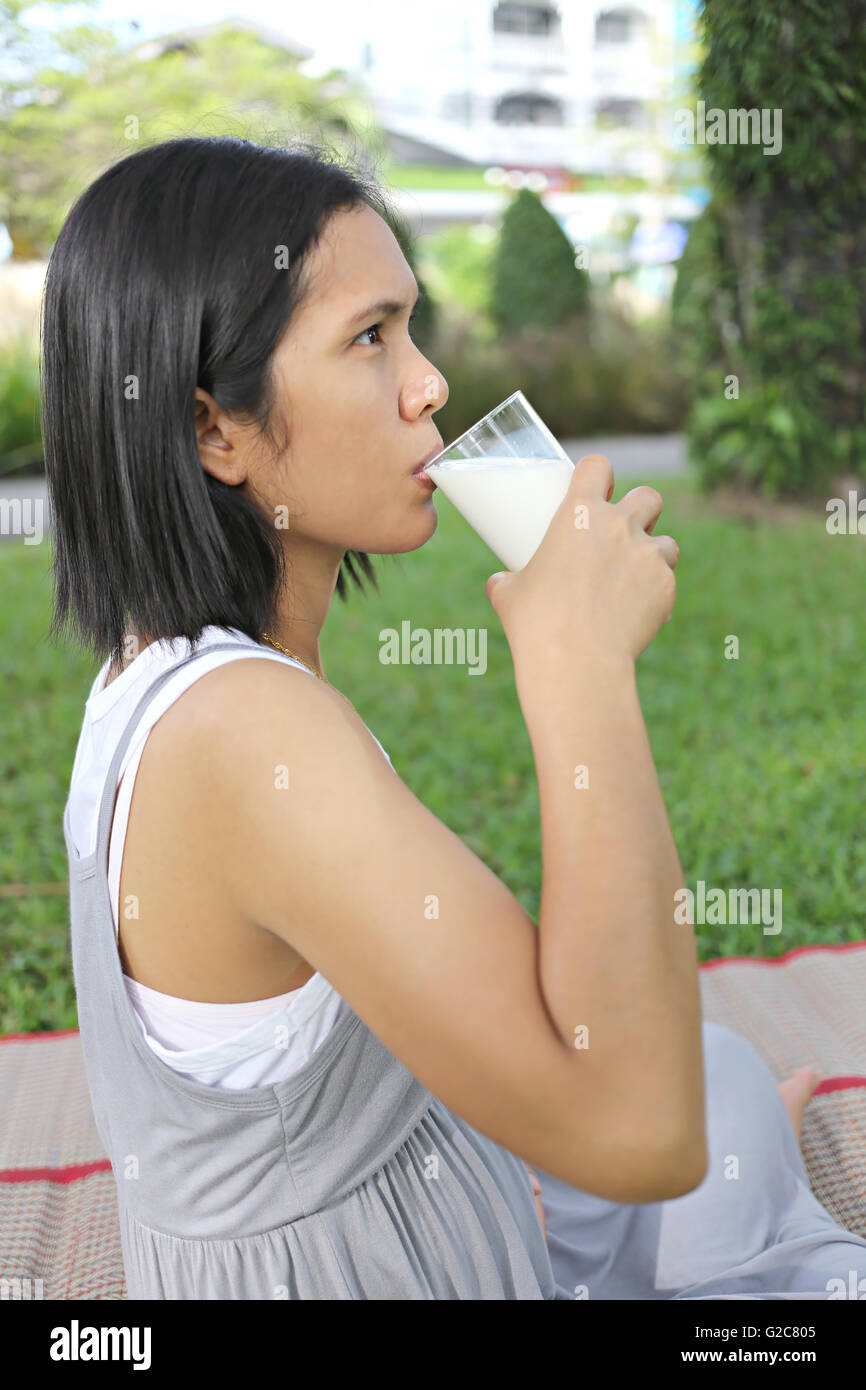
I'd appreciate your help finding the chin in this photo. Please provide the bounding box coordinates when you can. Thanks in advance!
[367,498,439,556]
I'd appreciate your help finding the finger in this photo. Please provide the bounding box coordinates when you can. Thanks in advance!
[567,453,614,503]
[485,570,509,605]
[619,484,664,534]
[648,533,680,568]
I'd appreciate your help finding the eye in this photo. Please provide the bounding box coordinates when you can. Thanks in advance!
[352,310,419,348]
[353,322,383,347]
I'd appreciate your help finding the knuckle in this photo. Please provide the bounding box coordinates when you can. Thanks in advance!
[642,485,663,510]
[578,452,610,466]
[610,510,631,542]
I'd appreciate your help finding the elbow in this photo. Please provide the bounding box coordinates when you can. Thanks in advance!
[639,1125,709,1202]
[549,1089,709,1203]
[563,1116,709,1205]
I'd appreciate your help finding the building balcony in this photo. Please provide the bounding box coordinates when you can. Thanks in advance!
[490,30,567,73]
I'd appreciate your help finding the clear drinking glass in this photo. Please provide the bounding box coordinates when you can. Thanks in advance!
[424,391,575,571]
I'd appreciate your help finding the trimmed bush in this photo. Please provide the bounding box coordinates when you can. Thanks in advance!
[490,187,589,334]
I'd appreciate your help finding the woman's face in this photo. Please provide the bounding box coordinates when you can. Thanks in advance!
[245,202,449,558]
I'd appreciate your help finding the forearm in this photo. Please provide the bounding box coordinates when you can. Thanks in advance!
[518,654,705,1150]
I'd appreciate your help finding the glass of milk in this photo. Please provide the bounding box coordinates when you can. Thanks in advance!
[423,391,574,571]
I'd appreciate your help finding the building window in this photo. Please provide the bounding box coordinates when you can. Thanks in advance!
[594,8,648,44]
[442,90,474,121]
[493,3,561,38]
[595,98,649,129]
[494,92,564,125]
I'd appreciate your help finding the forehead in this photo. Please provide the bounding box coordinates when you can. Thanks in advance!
[300,203,416,312]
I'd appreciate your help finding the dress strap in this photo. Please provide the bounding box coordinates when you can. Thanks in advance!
[92,639,314,870]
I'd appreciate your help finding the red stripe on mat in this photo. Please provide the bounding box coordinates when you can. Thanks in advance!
[700,940,866,970]
[0,1075,864,1189]
[0,1029,81,1043]
[0,1159,112,1183]
[1,939,863,1187]
[814,1076,866,1095]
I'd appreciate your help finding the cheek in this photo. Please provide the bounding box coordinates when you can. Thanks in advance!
[292,444,376,532]
[272,371,397,520]
[307,381,381,466]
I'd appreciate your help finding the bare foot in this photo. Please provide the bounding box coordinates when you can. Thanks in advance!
[777,1067,823,1145]
[524,1164,547,1238]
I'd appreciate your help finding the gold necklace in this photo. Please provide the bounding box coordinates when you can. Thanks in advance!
[261,630,330,686]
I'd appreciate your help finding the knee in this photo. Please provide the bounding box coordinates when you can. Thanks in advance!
[700,1019,779,1095]
[701,1019,741,1049]
[701,1019,760,1072]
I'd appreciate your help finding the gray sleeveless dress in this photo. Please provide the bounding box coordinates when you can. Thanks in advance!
[65,641,558,1299]
[66,641,866,1299]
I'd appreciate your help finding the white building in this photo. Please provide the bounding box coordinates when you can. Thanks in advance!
[116,7,701,253]
[350,1,682,178]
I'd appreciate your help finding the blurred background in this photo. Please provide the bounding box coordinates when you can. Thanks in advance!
[2,0,865,1031]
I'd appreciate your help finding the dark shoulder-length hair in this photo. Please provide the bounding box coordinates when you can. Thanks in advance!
[41,134,401,668]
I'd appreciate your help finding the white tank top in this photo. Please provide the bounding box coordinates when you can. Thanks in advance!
[63,625,394,1091]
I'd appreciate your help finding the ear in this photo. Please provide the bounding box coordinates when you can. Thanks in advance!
[194,388,249,486]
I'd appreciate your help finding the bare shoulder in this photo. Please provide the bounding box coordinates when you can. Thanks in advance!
[152,654,395,849]
[157,650,348,718]
[166,653,385,767]
[168,652,416,943]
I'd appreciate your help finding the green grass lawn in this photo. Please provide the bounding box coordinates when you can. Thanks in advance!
[383,161,647,193]
[2,471,865,1033]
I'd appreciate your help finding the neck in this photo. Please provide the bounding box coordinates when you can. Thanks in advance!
[264,539,344,679]
[112,545,346,683]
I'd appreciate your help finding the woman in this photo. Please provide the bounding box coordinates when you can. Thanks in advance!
[45,135,866,1299]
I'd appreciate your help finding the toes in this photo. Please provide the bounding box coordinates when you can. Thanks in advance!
[788,1065,823,1087]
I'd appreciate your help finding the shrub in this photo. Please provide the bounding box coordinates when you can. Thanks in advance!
[429,296,689,442]
[490,186,589,334]
[0,332,42,473]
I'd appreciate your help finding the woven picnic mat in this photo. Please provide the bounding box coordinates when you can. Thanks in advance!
[699,942,866,1240]
[1,941,864,1300]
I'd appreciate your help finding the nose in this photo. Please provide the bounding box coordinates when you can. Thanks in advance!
[401,360,449,420]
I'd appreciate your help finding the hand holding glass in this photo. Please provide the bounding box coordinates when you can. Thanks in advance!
[423,392,575,572]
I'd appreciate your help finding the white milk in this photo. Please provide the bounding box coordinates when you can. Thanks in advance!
[426,455,575,571]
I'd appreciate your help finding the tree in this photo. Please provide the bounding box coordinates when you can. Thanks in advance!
[0,9,389,258]
[489,187,589,335]
[671,0,866,498]
[383,207,438,357]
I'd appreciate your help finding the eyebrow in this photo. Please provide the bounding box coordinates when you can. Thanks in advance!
[344,286,424,331]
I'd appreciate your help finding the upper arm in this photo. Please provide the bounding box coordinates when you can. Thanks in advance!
[181,657,699,1200]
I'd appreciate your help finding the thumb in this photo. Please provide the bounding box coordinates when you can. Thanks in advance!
[485,570,508,605]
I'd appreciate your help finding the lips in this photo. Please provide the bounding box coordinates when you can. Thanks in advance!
[411,439,444,476]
